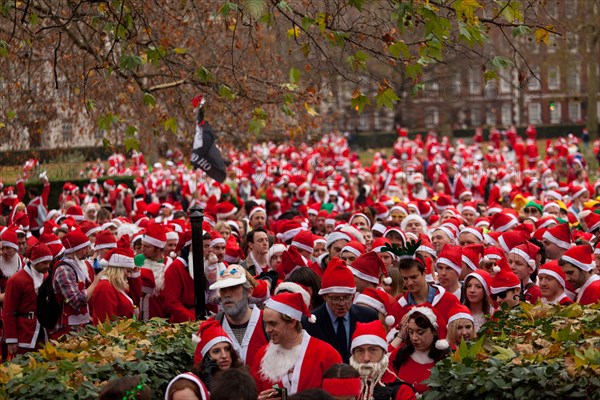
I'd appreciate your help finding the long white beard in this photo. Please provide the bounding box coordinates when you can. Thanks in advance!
[76,257,90,282]
[143,259,165,292]
[349,354,390,400]
[260,342,302,383]
[0,255,20,278]
[188,254,194,280]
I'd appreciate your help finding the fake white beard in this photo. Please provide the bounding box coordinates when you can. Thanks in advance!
[349,353,389,384]
[260,342,302,383]
[75,257,90,282]
[28,265,45,293]
[0,255,20,278]
[143,258,165,292]
[188,254,194,281]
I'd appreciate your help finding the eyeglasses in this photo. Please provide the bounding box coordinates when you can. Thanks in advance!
[328,295,353,304]
[490,290,511,301]
[523,207,540,214]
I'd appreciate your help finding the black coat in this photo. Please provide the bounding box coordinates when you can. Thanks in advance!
[301,303,378,363]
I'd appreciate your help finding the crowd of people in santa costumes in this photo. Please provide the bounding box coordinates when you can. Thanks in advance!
[0,125,600,398]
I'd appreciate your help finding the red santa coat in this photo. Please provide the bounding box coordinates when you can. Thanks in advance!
[90,278,135,325]
[2,267,44,350]
[164,257,195,323]
[393,355,435,394]
[523,284,542,305]
[397,285,460,324]
[251,331,342,395]
[197,306,269,367]
[576,275,600,305]
[379,369,418,400]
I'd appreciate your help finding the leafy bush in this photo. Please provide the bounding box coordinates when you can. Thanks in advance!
[0,318,197,399]
[423,303,600,400]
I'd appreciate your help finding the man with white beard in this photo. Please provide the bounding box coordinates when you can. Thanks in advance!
[251,292,341,398]
[139,222,168,320]
[0,228,24,295]
[200,264,268,369]
[349,320,416,400]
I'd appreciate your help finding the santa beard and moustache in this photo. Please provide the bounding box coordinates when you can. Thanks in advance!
[349,353,390,399]
[143,258,165,292]
[0,253,20,278]
[221,293,249,320]
[259,341,303,383]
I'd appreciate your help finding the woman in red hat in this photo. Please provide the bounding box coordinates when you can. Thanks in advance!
[461,270,494,332]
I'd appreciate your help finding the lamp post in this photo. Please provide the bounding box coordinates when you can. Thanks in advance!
[189,204,206,319]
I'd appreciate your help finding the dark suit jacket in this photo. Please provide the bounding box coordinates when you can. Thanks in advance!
[301,303,378,363]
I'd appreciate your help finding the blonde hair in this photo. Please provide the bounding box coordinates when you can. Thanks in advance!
[447,318,476,347]
[215,221,232,235]
[103,266,129,292]
[15,202,26,213]
[385,266,403,297]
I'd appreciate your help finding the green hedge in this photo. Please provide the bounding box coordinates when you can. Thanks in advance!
[423,303,600,400]
[0,319,197,399]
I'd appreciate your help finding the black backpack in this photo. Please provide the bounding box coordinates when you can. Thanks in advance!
[37,261,77,330]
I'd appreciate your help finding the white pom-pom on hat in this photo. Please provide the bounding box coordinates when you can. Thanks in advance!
[99,259,109,268]
[170,251,177,259]
[308,314,317,323]
[191,333,201,344]
[383,277,392,285]
[435,339,449,350]
[385,315,396,327]
[492,265,501,273]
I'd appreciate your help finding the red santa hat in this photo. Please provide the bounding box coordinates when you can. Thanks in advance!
[462,243,484,271]
[142,222,167,249]
[354,288,399,326]
[416,235,437,258]
[349,251,391,285]
[446,304,474,326]
[209,264,247,290]
[65,205,85,222]
[349,213,371,228]
[277,246,308,279]
[291,230,315,254]
[406,306,449,350]
[274,282,311,307]
[276,219,305,243]
[372,222,387,236]
[474,217,491,229]
[326,231,351,250]
[436,244,463,275]
[340,240,366,258]
[538,260,566,288]
[40,232,65,258]
[383,227,407,244]
[319,257,356,295]
[94,230,117,251]
[62,229,91,254]
[459,227,484,243]
[371,237,392,253]
[490,261,521,294]
[248,206,266,221]
[192,319,233,358]
[536,215,558,229]
[350,320,388,353]
[1,227,18,250]
[12,212,29,231]
[542,223,572,250]
[214,201,237,219]
[371,203,390,220]
[490,212,518,232]
[483,246,505,264]
[209,230,226,248]
[79,221,102,238]
[465,270,492,296]
[498,230,530,254]
[433,225,456,243]
[459,201,479,216]
[307,203,321,216]
[101,247,135,269]
[264,292,316,323]
[164,373,209,400]
[509,241,540,270]
[560,245,594,272]
[417,200,433,219]
[28,243,53,265]
[103,179,116,191]
[583,212,600,233]
[570,185,589,199]
[434,193,453,212]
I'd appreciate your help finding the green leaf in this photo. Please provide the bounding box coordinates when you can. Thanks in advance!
[145,46,167,66]
[218,85,236,100]
[348,0,365,11]
[143,93,156,107]
[249,108,267,135]
[97,112,119,132]
[499,1,522,23]
[6,110,16,120]
[29,12,39,26]
[163,117,178,134]
[85,99,96,111]
[124,125,139,152]
[346,50,368,72]
[195,66,216,83]
[388,41,410,59]
[243,0,266,19]
[490,56,512,69]
[118,54,142,70]
[173,47,187,54]
[512,25,532,37]
[218,2,239,17]
[483,70,498,83]
[102,137,111,149]
[492,346,516,361]
[350,90,371,113]
[375,87,400,109]
[0,40,9,57]
[405,63,423,81]
[289,67,301,84]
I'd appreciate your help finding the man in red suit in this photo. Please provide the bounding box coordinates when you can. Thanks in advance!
[251,292,342,398]
[3,244,53,357]
[559,245,600,305]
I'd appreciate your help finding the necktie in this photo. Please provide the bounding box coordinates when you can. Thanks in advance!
[336,316,348,360]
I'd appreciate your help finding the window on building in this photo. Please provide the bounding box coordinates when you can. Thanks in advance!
[426,81,439,100]
[528,103,542,124]
[425,107,439,128]
[471,106,481,127]
[62,122,73,141]
[486,106,497,126]
[500,69,512,93]
[549,101,561,124]
[468,69,481,96]
[568,101,581,122]
[484,83,498,99]
[566,32,578,53]
[566,68,580,92]
[565,1,577,18]
[501,103,512,126]
[547,32,557,53]
[548,66,560,90]
[528,66,541,91]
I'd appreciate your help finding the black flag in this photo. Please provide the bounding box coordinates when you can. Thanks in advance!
[190,96,227,183]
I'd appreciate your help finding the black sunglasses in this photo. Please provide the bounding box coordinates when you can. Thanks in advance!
[523,207,540,214]
[490,290,510,301]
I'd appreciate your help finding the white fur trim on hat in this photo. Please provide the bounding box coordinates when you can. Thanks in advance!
[210,237,226,247]
[400,214,427,232]
[436,257,462,275]
[318,286,356,295]
[460,227,483,242]
[355,293,385,314]
[277,227,304,243]
[542,230,572,250]
[350,334,387,352]
[31,255,53,265]
[142,235,166,249]
[372,222,387,235]
[434,226,455,241]
[1,241,18,250]
[264,298,304,321]
[326,231,351,249]
[407,306,438,328]
[538,269,566,288]
[166,231,179,241]
[291,240,314,254]
[275,282,311,307]
[63,240,91,254]
[447,312,474,325]
[94,242,117,251]
[561,255,594,272]
[510,248,536,269]
[341,244,362,258]
[201,336,232,358]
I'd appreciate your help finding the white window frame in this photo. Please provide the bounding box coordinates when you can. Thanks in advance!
[568,101,581,122]
[501,103,512,126]
[548,66,560,90]
[528,66,541,92]
[550,101,562,124]
[471,106,482,127]
[425,107,439,128]
[528,103,542,125]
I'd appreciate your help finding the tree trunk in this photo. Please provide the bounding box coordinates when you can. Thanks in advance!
[587,30,599,139]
